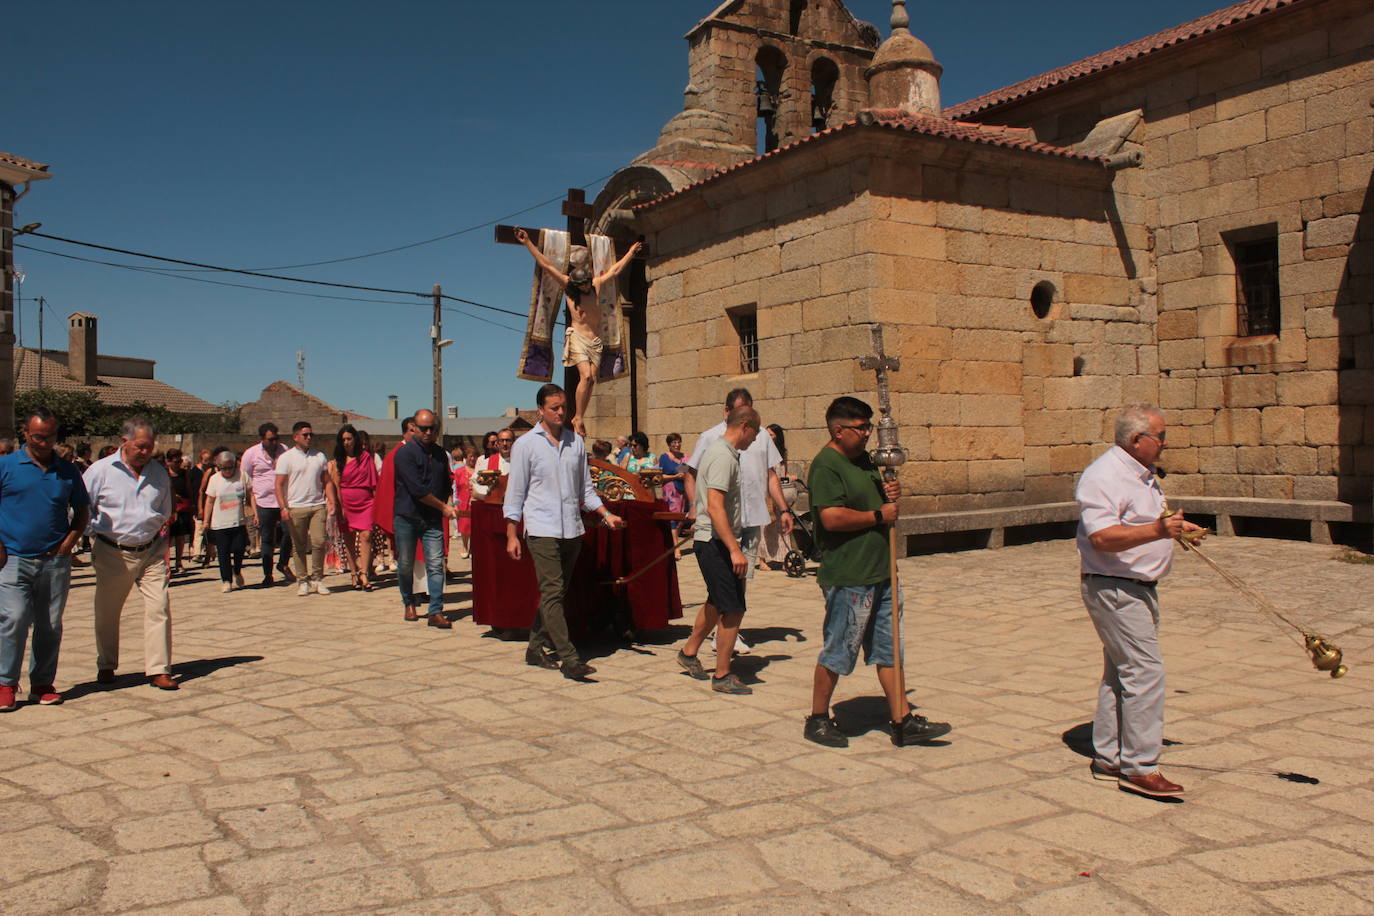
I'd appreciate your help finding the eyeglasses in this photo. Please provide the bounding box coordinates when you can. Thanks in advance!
[838,423,873,434]
[416,424,436,432]
[1138,431,1166,444]
[299,432,313,438]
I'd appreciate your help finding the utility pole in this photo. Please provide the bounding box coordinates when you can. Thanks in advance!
[431,284,443,435]
[12,266,21,347]
[36,295,44,390]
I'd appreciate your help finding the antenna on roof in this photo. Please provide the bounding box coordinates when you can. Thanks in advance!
[296,349,306,391]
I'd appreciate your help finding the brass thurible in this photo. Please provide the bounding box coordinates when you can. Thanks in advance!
[1305,634,1349,679]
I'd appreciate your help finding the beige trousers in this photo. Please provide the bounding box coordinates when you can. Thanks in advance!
[92,537,172,675]
[287,505,327,582]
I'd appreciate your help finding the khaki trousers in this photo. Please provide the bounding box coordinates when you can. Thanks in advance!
[287,505,327,582]
[92,537,172,675]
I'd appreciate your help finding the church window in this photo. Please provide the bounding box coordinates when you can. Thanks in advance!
[756,47,787,154]
[789,0,806,35]
[811,58,839,133]
[1227,226,1280,337]
[730,305,759,374]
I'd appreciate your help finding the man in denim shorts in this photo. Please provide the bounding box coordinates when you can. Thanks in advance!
[804,397,952,748]
[675,405,760,695]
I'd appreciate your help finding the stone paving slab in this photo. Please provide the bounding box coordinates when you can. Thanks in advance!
[0,535,1370,914]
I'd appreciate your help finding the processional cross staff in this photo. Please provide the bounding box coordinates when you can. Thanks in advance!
[858,324,910,700]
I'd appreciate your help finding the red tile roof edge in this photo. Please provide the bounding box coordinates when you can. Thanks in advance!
[944,0,1316,119]
[0,151,49,172]
[635,112,1103,210]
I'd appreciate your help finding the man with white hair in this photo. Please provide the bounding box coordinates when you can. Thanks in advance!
[1076,404,1204,798]
[84,417,178,690]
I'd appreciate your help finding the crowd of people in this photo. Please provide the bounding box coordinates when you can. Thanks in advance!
[0,393,1199,794]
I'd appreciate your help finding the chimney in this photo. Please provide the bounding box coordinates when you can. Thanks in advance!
[67,312,98,386]
[387,395,399,419]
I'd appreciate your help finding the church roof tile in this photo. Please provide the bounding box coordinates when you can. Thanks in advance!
[944,0,1315,119]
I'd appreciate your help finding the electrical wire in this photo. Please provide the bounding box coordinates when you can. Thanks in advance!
[18,242,532,334]
[158,170,619,272]
[21,231,531,319]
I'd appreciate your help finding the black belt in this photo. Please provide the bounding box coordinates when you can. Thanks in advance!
[1083,573,1156,588]
[97,533,159,552]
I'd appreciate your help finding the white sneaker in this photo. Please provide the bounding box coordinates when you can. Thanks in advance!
[314,582,332,595]
[709,632,752,655]
[221,582,233,593]
[297,581,311,597]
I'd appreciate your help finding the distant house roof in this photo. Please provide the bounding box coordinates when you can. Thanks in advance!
[0,151,48,172]
[944,0,1316,119]
[0,150,51,185]
[14,348,220,414]
[637,109,1103,210]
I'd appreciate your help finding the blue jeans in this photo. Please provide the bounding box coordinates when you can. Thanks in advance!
[0,553,73,687]
[394,514,445,615]
[817,581,901,676]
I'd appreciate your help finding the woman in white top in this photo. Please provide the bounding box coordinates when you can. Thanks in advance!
[202,451,250,592]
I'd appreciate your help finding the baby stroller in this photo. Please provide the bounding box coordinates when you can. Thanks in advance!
[780,479,822,578]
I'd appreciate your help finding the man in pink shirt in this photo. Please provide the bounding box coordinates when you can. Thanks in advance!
[241,422,293,586]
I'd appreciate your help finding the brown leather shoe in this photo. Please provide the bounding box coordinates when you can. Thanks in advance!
[427,612,452,629]
[96,669,116,684]
[149,673,179,691]
[1119,771,1184,797]
[403,606,419,622]
[1090,760,1121,781]
[560,662,597,680]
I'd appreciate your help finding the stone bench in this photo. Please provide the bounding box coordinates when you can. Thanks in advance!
[890,497,1360,553]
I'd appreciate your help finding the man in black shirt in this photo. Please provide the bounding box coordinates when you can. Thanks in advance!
[394,409,457,628]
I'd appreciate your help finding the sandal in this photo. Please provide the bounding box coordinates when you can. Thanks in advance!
[360,578,373,592]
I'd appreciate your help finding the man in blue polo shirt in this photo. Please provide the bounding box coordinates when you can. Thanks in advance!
[0,408,90,711]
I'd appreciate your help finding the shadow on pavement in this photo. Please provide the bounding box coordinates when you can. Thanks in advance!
[63,654,266,701]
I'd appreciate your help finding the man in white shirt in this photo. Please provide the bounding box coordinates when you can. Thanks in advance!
[83,417,178,690]
[504,384,623,680]
[274,422,339,596]
[683,388,793,654]
[1077,404,1204,799]
[241,422,293,586]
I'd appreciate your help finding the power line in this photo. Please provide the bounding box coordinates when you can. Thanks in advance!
[16,244,423,305]
[160,170,620,273]
[18,242,531,334]
[22,231,531,319]
[25,230,430,297]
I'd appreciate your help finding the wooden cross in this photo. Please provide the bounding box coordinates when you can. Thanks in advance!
[494,188,644,258]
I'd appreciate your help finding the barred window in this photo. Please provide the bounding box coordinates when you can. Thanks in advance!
[1230,229,1280,337]
[731,306,759,375]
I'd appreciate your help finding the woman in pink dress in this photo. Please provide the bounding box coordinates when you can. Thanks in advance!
[452,444,478,559]
[329,424,379,590]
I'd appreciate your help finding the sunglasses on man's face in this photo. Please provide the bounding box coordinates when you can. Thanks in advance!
[417,424,436,432]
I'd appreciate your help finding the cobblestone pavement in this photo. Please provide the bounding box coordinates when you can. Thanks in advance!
[1,535,1371,914]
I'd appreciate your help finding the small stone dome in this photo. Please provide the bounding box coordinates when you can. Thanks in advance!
[867,30,941,79]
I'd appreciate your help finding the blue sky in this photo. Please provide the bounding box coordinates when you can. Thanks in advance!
[9,0,1230,421]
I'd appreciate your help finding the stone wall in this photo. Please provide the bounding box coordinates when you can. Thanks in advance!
[636,129,1147,513]
[967,0,1374,508]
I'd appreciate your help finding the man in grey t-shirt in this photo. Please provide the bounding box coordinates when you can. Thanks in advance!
[676,406,760,695]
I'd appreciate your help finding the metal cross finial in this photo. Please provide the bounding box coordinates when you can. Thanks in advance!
[858,324,906,479]
[891,0,910,33]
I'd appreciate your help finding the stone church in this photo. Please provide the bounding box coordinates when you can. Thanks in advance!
[583,0,1373,551]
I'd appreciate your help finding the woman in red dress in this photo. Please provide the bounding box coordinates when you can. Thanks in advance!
[329,424,379,590]
[452,444,478,559]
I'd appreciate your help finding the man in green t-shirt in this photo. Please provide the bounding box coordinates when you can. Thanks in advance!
[804,396,952,749]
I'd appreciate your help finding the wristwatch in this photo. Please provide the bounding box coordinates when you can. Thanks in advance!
[873,509,883,527]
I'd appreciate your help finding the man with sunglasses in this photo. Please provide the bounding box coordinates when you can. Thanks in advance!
[242,422,294,586]
[393,409,458,627]
[804,396,951,749]
[1077,404,1203,798]
[274,422,338,596]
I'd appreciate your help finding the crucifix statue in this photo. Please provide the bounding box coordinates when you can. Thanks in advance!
[496,189,644,438]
